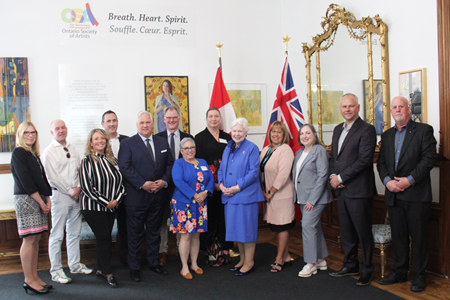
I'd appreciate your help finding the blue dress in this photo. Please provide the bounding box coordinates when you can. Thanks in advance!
[218,139,264,243]
[170,158,214,234]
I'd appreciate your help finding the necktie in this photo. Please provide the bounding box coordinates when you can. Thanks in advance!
[170,133,176,159]
[145,138,155,162]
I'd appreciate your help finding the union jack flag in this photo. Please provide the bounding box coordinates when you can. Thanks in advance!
[264,56,305,153]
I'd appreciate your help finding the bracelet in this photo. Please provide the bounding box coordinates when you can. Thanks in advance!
[235,185,241,192]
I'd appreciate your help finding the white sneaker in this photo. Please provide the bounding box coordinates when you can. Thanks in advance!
[70,263,93,274]
[298,264,318,277]
[315,260,328,270]
[52,270,72,284]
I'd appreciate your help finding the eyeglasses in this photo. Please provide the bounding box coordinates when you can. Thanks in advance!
[182,146,196,151]
[271,130,283,134]
[63,147,71,158]
[24,131,37,136]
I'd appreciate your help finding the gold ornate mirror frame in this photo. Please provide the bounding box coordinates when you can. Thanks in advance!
[302,4,390,150]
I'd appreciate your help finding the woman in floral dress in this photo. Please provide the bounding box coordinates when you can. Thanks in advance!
[170,137,214,279]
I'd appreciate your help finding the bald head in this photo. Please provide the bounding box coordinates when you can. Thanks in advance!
[50,119,68,145]
[391,96,411,127]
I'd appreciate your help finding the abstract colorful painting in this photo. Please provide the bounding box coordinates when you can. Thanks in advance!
[311,90,344,126]
[144,76,189,134]
[0,58,30,152]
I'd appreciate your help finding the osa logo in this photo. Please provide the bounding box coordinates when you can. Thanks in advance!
[61,3,99,26]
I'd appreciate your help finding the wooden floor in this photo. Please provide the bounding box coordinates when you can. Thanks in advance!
[1,225,449,300]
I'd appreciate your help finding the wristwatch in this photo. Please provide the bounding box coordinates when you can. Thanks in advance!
[268,190,273,195]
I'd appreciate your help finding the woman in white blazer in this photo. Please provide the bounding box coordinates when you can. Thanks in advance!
[292,124,333,277]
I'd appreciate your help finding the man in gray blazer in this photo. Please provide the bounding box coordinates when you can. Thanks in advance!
[328,93,377,287]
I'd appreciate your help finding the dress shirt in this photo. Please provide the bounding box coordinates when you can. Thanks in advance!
[167,129,180,160]
[383,120,415,186]
[138,133,155,158]
[110,135,121,159]
[41,139,80,196]
[333,119,356,183]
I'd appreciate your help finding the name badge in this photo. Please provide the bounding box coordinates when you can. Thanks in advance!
[219,138,228,144]
[201,166,208,171]
[161,149,167,153]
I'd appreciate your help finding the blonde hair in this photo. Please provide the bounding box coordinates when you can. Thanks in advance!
[16,122,40,156]
[268,121,290,147]
[85,129,115,164]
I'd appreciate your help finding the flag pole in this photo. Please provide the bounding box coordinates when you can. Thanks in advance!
[216,42,223,74]
[283,34,291,56]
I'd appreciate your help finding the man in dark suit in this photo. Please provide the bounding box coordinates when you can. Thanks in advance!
[101,110,129,266]
[328,93,377,287]
[377,96,436,292]
[155,106,193,266]
[118,111,174,282]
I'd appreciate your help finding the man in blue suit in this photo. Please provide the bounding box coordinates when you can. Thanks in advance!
[118,111,174,282]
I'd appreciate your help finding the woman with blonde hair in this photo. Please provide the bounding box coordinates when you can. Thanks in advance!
[11,122,52,294]
[79,129,125,288]
[260,121,295,273]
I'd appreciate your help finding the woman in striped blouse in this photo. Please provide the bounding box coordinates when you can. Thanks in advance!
[79,129,125,288]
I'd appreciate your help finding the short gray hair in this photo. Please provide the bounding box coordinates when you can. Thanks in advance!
[340,93,359,105]
[231,117,249,132]
[180,137,195,148]
[164,105,180,117]
[137,110,152,122]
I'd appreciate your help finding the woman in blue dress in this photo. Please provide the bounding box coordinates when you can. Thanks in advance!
[374,82,384,134]
[170,137,214,279]
[218,118,264,276]
[154,80,182,134]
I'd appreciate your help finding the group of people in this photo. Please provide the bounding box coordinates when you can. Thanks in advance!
[11,92,436,295]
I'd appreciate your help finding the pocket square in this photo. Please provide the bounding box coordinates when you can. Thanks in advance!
[161,149,167,153]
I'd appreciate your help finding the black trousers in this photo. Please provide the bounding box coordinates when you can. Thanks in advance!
[116,202,128,263]
[337,196,374,273]
[82,210,116,275]
[126,201,163,271]
[388,199,431,277]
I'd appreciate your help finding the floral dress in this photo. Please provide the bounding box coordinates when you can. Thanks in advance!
[170,159,212,233]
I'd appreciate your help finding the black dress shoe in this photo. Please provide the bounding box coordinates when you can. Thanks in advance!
[229,266,241,272]
[107,276,118,288]
[42,284,53,290]
[356,273,372,286]
[235,266,255,276]
[23,282,49,294]
[130,270,141,282]
[329,267,359,277]
[149,265,168,275]
[410,276,426,292]
[378,272,407,285]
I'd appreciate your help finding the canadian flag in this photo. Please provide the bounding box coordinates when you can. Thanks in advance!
[209,67,236,133]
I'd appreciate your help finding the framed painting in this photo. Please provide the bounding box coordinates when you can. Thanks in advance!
[363,79,384,135]
[311,88,344,132]
[209,83,267,134]
[399,68,427,123]
[0,57,30,152]
[144,76,189,134]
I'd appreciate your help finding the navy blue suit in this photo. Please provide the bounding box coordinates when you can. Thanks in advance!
[118,134,173,270]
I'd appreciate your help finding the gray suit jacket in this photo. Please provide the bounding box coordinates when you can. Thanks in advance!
[292,144,333,206]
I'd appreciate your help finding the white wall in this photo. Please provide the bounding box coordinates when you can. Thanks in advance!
[0,0,440,209]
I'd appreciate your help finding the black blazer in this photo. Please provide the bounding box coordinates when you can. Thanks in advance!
[118,134,129,143]
[329,117,377,198]
[118,134,174,207]
[11,147,52,196]
[377,120,436,206]
[155,130,194,160]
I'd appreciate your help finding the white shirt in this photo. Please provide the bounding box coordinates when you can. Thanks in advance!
[41,139,81,196]
[138,133,155,158]
[295,151,309,191]
[110,134,121,159]
[167,129,180,160]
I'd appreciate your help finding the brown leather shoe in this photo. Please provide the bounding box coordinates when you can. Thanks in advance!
[180,271,193,279]
[159,252,168,266]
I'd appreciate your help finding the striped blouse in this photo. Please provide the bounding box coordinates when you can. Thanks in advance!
[79,153,126,212]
